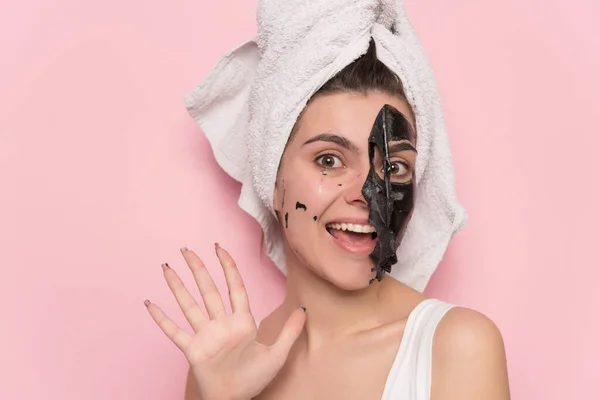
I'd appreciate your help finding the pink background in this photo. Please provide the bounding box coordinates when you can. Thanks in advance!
[1,0,599,399]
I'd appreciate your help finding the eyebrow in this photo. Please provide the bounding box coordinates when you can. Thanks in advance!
[302,133,361,153]
[388,141,417,154]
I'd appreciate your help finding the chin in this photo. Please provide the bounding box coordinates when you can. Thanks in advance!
[320,258,375,291]
[327,275,373,291]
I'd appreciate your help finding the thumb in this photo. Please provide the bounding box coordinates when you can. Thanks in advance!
[269,307,307,364]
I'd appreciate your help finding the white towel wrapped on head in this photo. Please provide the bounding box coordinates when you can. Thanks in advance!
[184,0,467,292]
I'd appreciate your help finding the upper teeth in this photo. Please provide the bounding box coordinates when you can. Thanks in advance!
[326,223,376,233]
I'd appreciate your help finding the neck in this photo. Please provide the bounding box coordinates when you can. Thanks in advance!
[275,255,411,352]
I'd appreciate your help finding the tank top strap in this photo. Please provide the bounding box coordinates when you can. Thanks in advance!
[381,298,456,400]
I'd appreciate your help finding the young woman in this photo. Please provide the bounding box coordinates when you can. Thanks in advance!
[144,41,511,399]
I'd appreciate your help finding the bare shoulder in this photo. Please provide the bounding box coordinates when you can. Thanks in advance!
[434,306,505,357]
[431,306,511,400]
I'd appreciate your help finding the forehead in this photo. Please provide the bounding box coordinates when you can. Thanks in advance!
[292,91,416,146]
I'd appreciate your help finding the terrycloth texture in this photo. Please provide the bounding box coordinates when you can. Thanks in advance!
[184,0,467,292]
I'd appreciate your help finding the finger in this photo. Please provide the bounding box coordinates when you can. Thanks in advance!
[215,244,251,314]
[161,263,207,332]
[180,247,226,319]
[269,307,307,365]
[144,299,191,351]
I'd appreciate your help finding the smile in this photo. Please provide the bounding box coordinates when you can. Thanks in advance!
[325,222,376,233]
[325,221,378,255]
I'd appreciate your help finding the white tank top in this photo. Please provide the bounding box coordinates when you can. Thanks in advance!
[256,298,454,400]
[381,298,455,400]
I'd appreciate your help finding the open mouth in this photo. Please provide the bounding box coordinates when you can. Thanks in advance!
[325,222,378,254]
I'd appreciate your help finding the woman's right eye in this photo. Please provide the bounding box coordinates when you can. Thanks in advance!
[315,154,343,169]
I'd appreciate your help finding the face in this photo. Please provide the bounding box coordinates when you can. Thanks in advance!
[273,91,417,290]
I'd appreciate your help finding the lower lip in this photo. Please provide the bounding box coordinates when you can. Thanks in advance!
[327,229,377,255]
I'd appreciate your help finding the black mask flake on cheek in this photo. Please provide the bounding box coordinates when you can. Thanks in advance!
[361,104,415,282]
[295,201,307,211]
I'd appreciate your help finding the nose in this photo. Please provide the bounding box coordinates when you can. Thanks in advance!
[343,172,369,208]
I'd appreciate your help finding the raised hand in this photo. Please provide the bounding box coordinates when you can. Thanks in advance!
[145,245,306,400]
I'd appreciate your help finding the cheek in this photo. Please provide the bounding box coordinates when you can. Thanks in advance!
[279,174,343,265]
[278,159,368,229]
[282,174,341,221]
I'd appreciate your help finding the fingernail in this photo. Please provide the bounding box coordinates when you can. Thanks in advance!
[299,305,306,312]
[161,263,170,272]
[144,299,151,307]
[214,242,221,254]
[180,247,187,254]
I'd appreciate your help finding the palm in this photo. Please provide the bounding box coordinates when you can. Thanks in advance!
[145,246,305,400]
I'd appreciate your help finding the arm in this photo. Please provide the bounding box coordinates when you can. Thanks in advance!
[431,307,511,400]
[184,367,200,400]
[184,367,255,400]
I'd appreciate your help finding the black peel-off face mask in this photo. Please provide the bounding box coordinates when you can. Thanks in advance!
[361,104,416,283]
